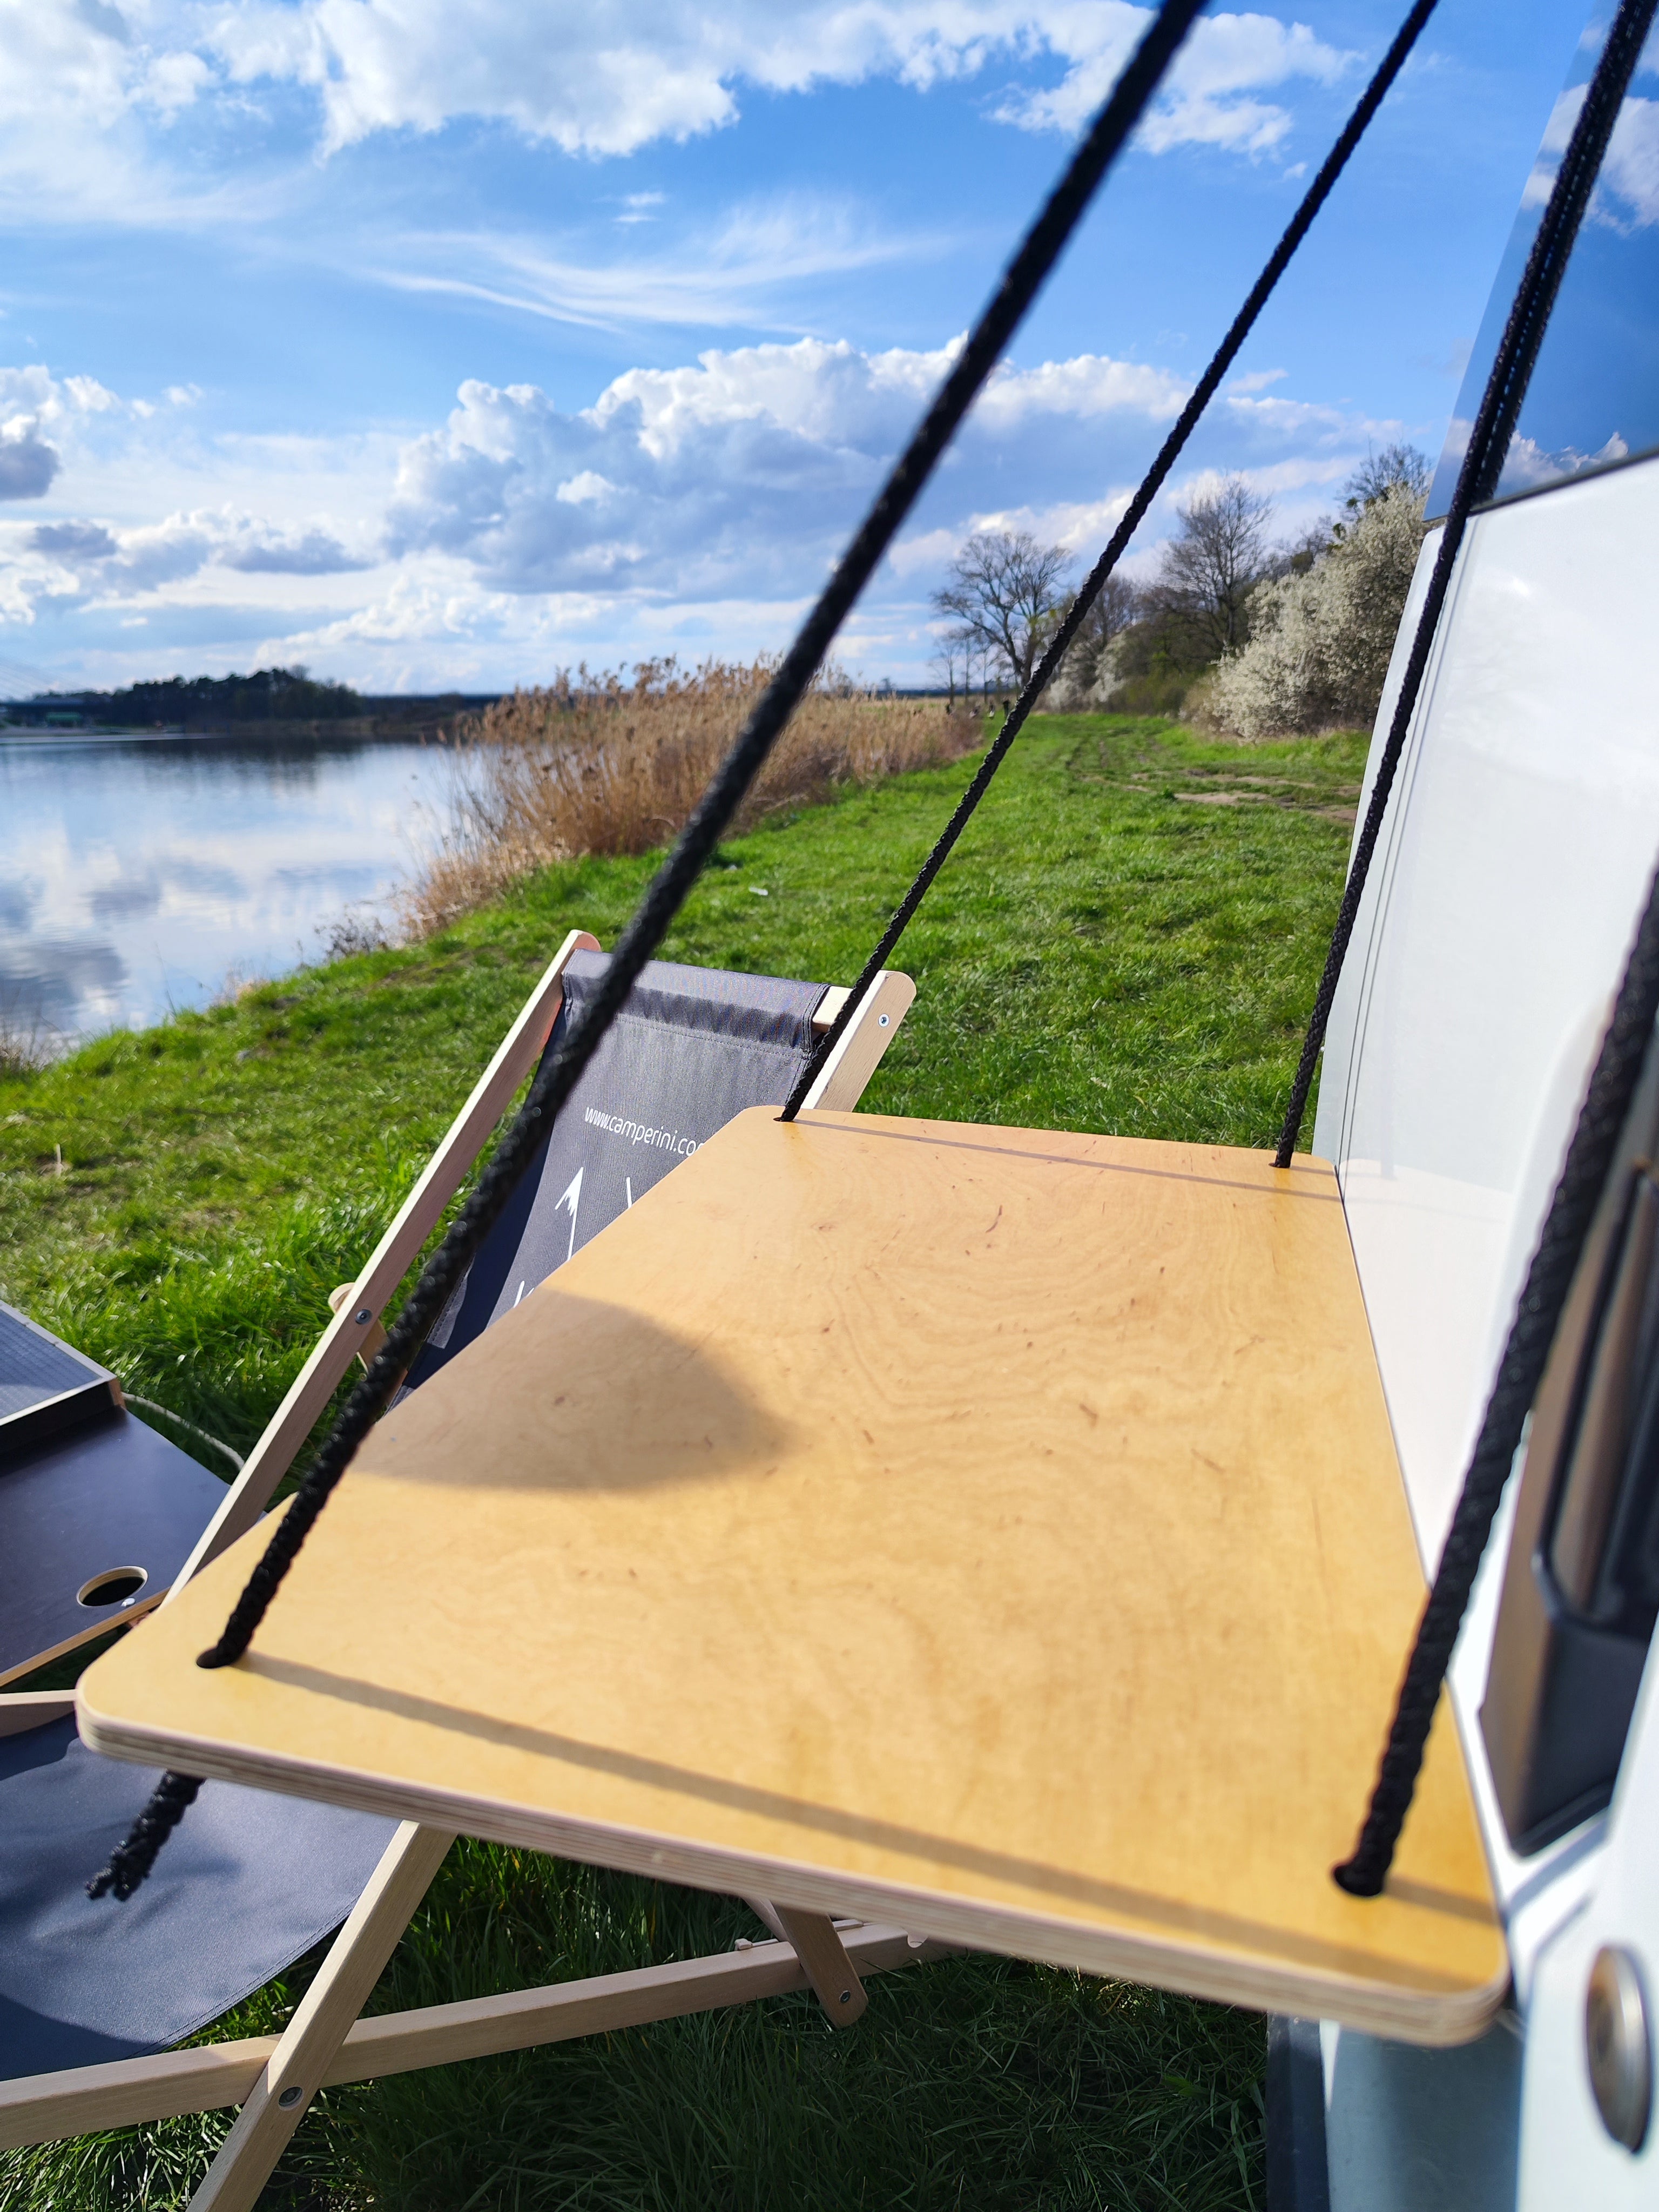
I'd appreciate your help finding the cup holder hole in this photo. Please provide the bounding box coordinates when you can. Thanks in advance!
[77,1567,148,1609]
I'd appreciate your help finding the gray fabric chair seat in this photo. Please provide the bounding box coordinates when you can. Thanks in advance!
[0,1718,394,2080]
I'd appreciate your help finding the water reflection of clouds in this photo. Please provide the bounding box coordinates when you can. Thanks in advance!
[1428,22,1659,517]
[0,937,129,1035]
[0,737,442,1040]
[89,880,164,922]
[0,876,38,933]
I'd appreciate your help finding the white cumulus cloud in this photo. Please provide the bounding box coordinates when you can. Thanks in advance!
[0,422,62,501]
[3,0,1358,206]
[1598,95,1659,227]
[383,336,1190,599]
[14,501,373,610]
[206,0,1354,158]
[0,339,1426,683]
[999,8,1350,150]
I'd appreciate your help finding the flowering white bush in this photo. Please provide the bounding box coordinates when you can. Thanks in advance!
[1037,642,1103,711]
[1207,486,1426,740]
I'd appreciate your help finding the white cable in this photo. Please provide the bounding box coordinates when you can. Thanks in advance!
[124,1393,246,1471]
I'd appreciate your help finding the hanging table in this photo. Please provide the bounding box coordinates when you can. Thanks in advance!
[79,1107,1506,2044]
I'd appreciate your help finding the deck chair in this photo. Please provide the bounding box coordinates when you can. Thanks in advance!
[1,929,932,2212]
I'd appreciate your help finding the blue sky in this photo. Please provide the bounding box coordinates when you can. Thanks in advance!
[0,0,1601,692]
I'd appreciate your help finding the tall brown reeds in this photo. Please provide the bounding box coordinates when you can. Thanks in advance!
[403,659,982,935]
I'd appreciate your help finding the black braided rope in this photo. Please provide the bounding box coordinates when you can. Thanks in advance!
[1274,0,1659,1171]
[781,0,1441,1122]
[86,1771,202,1900]
[1334,856,1659,1894]
[91,0,1207,1901]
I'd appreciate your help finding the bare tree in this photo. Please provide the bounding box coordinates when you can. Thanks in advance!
[1274,446,1432,578]
[932,530,1074,692]
[1148,476,1274,658]
[1343,442,1430,510]
[1067,571,1139,670]
[929,634,966,704]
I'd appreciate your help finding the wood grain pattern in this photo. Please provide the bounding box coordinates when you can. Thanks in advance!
[80,1109,1507,2044]
[800,971,916,1111]
[0,1690,75,1737]
[0,945,921,2188]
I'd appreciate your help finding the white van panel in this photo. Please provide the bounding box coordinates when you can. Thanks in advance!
[1314,455,1659,1576]
[1313,456,1659,2209]
[1516,1639,1659,2206]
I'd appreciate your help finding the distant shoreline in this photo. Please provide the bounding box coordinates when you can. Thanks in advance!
[0,718,475,746]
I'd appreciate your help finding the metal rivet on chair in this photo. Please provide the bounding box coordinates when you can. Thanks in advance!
[1587,1945,1652,2152]
[278,2083,306,2109]
[354,1308,373,1326]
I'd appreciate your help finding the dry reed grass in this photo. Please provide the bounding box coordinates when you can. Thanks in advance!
[402,660,981,936]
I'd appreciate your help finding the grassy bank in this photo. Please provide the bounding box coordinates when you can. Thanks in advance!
[1,713,1366,2211]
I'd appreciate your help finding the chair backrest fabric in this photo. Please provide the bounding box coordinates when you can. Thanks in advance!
[406,952,826,1391]
[1,1415,230,1683]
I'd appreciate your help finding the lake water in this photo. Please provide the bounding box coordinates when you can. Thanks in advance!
[0,733,454,1045]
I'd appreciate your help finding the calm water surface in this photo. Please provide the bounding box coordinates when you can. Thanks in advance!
[0,734,451,1043]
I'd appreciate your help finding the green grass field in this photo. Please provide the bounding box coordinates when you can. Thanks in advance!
[0,713,1367,2210]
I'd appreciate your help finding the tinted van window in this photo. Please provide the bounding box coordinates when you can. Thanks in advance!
[1428,14,1659,517]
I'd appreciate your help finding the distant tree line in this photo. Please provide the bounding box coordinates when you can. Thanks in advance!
[68,666,366,729]
[929,442,1431,738]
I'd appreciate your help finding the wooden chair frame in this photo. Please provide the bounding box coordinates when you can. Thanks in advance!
[0,931,928,2212]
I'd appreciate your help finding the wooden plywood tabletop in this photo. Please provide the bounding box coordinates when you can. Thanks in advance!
[80,1109,1507,2044]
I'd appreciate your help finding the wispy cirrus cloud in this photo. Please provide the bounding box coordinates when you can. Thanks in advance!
[376,194,939,332]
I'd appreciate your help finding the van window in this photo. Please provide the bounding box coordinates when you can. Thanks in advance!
[1427,14,1659,518]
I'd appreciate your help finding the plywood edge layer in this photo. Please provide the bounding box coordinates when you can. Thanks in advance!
[75,1697,1508,2047]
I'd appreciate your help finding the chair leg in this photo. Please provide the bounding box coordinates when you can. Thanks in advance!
[186,1823,456,2212]
[0,1923,949,2152]
[768,1904,868,2026]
